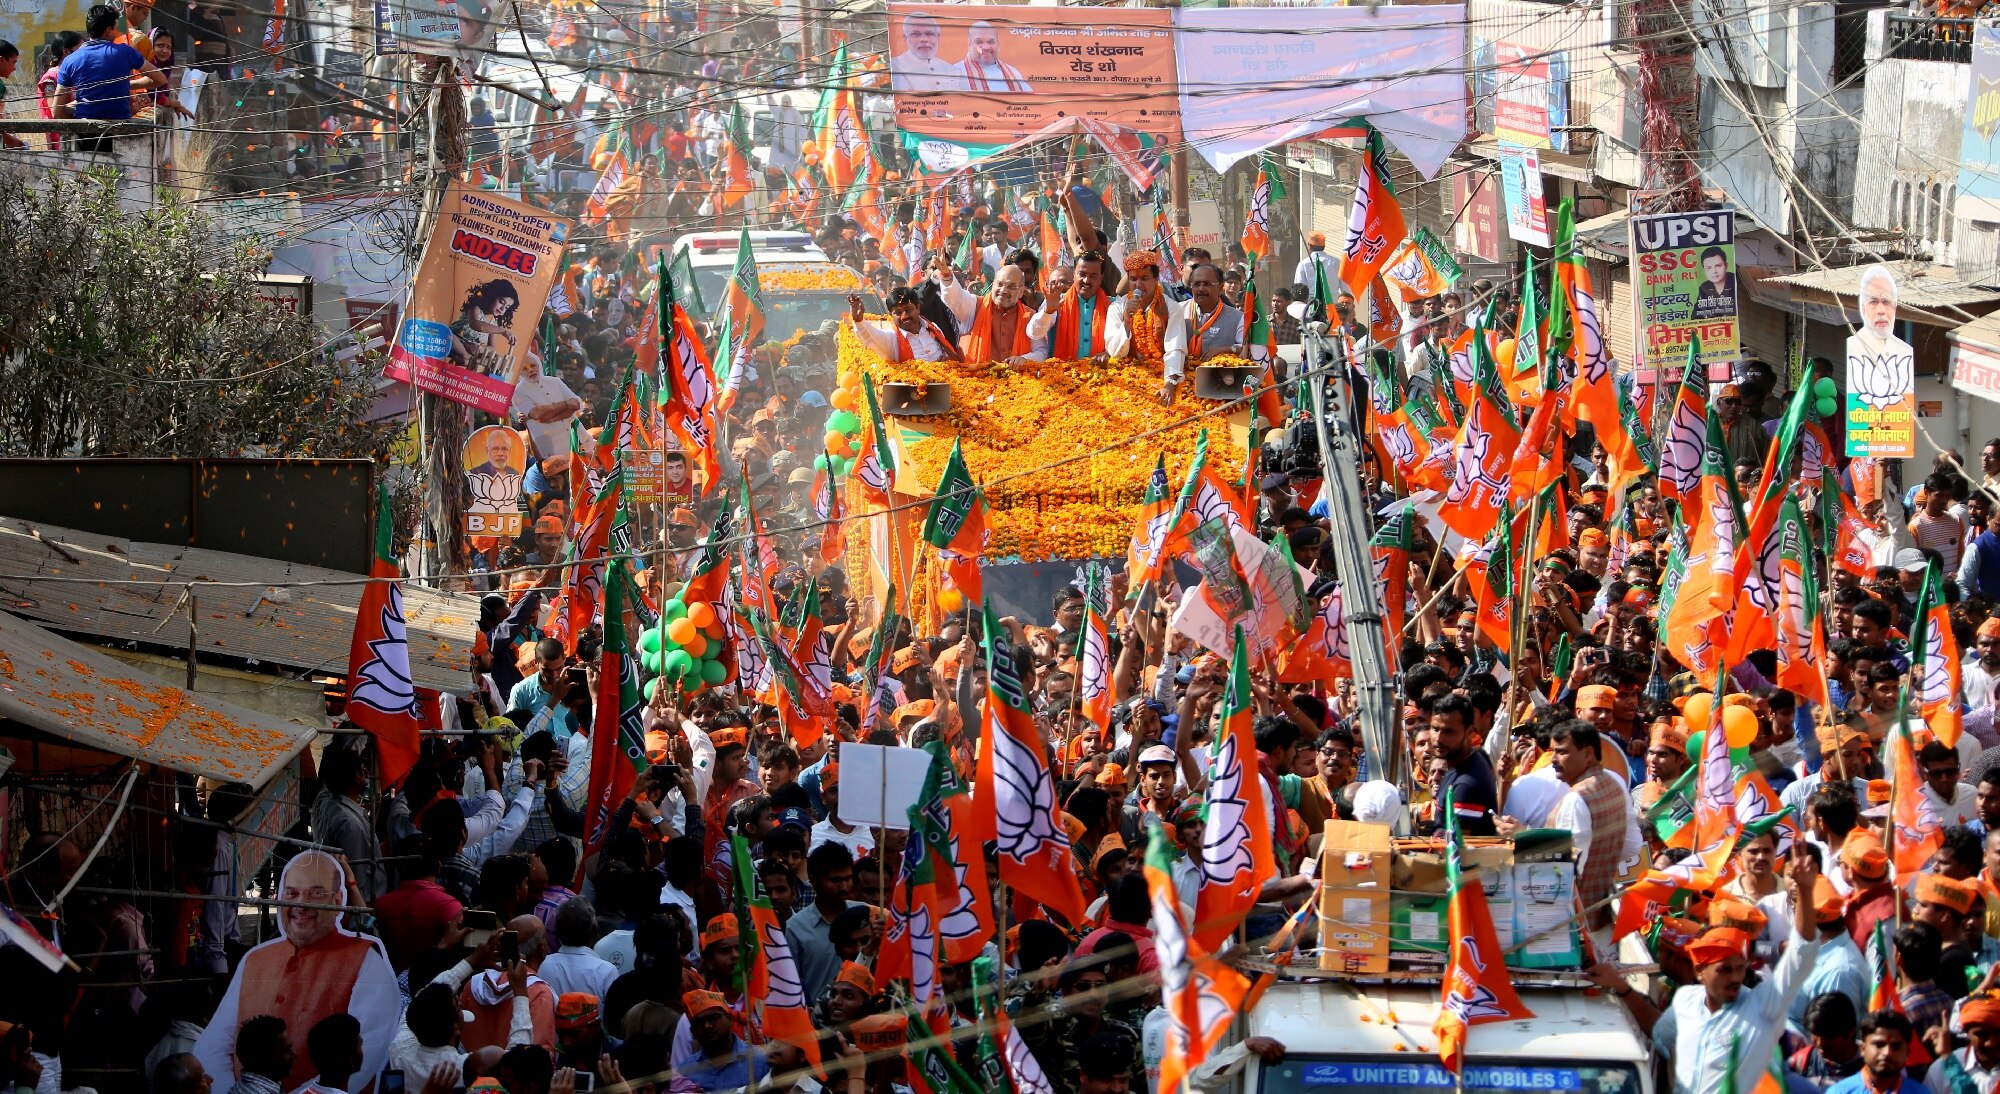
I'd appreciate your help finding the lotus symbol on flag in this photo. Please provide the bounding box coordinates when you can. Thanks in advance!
[351,587,417,717]
[992,722,1065,864]
[1381,423,1418,471]
[761,917,807,1010]
[1200,732,1257,885]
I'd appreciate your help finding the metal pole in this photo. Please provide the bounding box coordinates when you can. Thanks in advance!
[1303,323,1401,805]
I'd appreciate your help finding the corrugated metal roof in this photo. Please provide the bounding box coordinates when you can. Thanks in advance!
[0,517,477,692]
[1761,263,2000,309]
[0,610,314,787]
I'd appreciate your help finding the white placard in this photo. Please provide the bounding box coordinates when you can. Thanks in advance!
[835,742,935,831]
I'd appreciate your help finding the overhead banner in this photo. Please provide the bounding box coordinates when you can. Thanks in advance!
[1845,265,1917,459]
[1497,148,1548,248]
[386,185,572,415]
[888,4,1179,168]
[1630,208,1739,372]
[1171,6,1467,179]
[373,0,496,56]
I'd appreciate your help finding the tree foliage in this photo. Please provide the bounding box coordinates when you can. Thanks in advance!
[0,167,399,460]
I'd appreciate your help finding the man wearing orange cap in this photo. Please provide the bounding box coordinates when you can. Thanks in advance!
[1576,527,1611,578]
[1911,873,1982,998]
[823,961,876,1027]
[1842,830,1899,951]
[526,515,566,567]
[1967,617,2000,711]
[1293,232,1337,294]
[1634,720,1691,815]
[1586,850,1822,1094]
[1925,989,2000,1093]
[678,989,768,1092]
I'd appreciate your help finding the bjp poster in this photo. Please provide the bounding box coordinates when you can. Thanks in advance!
[386,184,573,415]
[888,3,1179,169]
[1845,265,1917,459]
[463,425,526,537]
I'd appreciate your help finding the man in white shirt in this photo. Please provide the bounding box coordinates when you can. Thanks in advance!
[538,898,617,1000]
[846,286,958,362]
[889,12,962,92]
[1921,739,1978,826]
[1966,618,2000,711]
[808,770,874,860]
[1586,851,1824,1094]
[1293,231,1339,295]
[767,95,806,171]
[1101,250,1189,406]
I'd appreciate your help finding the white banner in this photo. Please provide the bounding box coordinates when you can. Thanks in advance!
[1173,6,1467,179]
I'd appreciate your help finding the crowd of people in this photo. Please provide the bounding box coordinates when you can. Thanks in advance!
[17,5,2000,1094]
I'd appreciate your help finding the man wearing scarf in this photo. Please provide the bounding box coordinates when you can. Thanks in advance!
[1043,250,1113,361]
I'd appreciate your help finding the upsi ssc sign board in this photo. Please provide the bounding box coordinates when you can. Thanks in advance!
[1630,207,1739,374]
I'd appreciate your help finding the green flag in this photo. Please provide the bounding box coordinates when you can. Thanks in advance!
[920,439,978,550]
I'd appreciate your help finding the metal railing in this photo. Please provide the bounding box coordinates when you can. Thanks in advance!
[1885,13,1976,63]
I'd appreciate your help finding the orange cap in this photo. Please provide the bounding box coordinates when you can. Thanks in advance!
[1685,926,1755,965]
[1916,873,1979,915]
[681,989,730,1018]
[534,515,565,535]
[700,913,738,951]
[834,961,876,995]
[1842,832,1891,883]
[1576,685,1618,712]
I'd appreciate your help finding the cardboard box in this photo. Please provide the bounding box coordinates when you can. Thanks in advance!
[1319,820,1392,973]
[1464,845,1516,951]
[1509,839,1581,969]
[1389,891,1451,955]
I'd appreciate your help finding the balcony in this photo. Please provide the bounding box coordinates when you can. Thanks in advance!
[1884,13,1975,63]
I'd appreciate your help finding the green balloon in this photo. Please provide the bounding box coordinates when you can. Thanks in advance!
[640,649,662,673]
[643,678,659,701]
[1814,396,1837,418]
[662,649,694,679]
[701,658,728,685]
[827,410,861,433]
[1814,376,1838,400]
[814,454,831,471]
[637,628,662,653]
[834,456,853,476]
[662,598,688,622]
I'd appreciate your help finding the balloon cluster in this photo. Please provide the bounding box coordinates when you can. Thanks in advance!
[818,373,866,476]
[638,599,736,698]
[1810,376,1840,419]
[1681,693,1759,771]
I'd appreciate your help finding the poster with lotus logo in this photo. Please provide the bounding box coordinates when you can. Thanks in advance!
[462,425,525,537]
[1844,264,1916,459]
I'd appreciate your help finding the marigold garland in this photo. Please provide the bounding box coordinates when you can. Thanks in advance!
[762,265,870,293]
[834,322,1250,563]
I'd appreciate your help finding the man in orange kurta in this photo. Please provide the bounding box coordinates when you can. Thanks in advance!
[191,852,400,1094]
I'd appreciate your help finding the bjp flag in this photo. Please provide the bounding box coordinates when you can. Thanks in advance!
[1340,130,1407,295]
[1912,560,1964,748]
[1434,783,1533,1072]
[1438,391,1520,543]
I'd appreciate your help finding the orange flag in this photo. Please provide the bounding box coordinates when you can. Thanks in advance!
[1913,560,1964,749]
[1889,689,1944,876]
[977,603,1087,926]
[1435,782,1533,1073]
[1340,131,1407,295]
[1192,626,1276,949]
[1438,392,1520,543]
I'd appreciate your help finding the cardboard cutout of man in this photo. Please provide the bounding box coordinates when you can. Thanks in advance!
[191,852,399,1094]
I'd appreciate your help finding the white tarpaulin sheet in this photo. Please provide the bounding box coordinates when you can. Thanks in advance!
[1174,6,1468,179]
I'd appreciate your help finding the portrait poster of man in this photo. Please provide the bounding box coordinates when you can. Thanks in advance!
[1844,264,1916,459]
[191,852,399,1094]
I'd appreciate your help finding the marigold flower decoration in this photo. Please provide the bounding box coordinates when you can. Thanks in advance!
[833,324,1248,562]
[761,265,870,293]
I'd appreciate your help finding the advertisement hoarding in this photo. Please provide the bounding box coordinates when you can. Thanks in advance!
[1630,207,1739,372]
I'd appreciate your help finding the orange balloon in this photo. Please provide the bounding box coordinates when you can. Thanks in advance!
[666,617,698,647]
[938,587,965,614]
[825,429,845,450]
[682,631,708,659]
[1682,693,1713,732]
[831,387,857,411]
[687,601,717,629]
[1495,338,1517,370]
[1722,705,1759,749]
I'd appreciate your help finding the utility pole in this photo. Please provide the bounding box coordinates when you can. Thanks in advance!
[409,55,471,584]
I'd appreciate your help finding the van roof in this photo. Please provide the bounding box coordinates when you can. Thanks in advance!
[674,231,820,257]
[1246,982,1650,1064]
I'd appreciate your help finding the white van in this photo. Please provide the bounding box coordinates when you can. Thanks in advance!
[1235,983,1654,1094]
[668,230,884,343]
